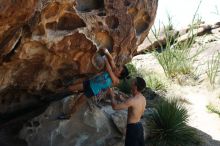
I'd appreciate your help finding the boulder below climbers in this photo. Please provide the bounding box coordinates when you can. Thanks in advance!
[20,95,122,146]
[111,110,127,135]
[19,94,152,146]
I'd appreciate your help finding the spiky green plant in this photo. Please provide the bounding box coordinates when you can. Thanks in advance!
[147,98,200,146]
[206,52,220,87]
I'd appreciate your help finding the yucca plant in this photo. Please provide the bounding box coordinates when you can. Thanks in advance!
[147,98,200,146]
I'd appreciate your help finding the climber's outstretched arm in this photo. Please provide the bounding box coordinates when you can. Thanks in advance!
[104,57,120,86]
[107,88,132,110]
[101,48,116,71]
[68,82,84,92]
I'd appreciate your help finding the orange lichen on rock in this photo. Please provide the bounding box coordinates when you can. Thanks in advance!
[0,0,158,115]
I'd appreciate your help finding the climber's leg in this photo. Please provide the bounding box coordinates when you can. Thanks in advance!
[68,82,84,92]
[70,94,87,113]
[72,77,87,85]
[57,77,87,93]
[57,94,87,120]
[68,79,94,98]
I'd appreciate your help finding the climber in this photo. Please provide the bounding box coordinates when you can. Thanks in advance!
[67,48,129,98]
[109,77,146,146]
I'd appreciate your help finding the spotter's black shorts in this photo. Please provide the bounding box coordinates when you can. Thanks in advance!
[125,122,145,146]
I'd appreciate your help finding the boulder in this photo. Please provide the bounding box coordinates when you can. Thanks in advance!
[0,0,158,117]
[19,95,152,146]
[19,96,122,146]
[16,85,156,146]
[111,110,127,134]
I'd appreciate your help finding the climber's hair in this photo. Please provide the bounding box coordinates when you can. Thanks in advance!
[135,77,146,92]
[119,65,129,79]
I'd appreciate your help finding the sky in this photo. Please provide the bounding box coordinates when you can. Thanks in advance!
[154,0,220,29]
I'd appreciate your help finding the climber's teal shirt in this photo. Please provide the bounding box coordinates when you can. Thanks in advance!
[90,72,112,96]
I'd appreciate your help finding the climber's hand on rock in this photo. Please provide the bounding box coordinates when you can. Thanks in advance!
[101,48,117,71]
[100,48,110,55]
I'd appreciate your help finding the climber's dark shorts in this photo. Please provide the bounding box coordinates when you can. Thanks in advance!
[83,80,94,98]
[125,122,144,146]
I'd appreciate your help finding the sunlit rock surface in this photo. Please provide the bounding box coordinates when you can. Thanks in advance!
[19,96,120,146]
[0,0,158,116]
[19,95,150,146]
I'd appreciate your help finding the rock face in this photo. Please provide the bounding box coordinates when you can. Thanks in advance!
[19,95,150,146]
[0,0,158,116]
[20,96,121,146]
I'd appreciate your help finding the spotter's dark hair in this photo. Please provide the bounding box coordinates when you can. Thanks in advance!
[119,66,129,79]
[135,77,146,92]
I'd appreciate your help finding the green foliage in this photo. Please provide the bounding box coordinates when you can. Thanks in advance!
[207,103,220,117]
[206,52,220,87]
[147,98,200,146]
[153,21,201,78]
[145,74,166,92]
[126,63,138,77]
[117,63,138,94]
[152,3,203,78]
[154,45,193,78]
[117,79,132,94]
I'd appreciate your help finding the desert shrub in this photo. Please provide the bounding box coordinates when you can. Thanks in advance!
[126,63,139,77]
[117,63,138,94]
[207,103,220,117]
[206,52,220,87]
[117,79,132,94]
[153,4,204,78]
[145,74,166,92]
[154,45,193,78]
[153,21,202,78]
[147,98,200,146]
